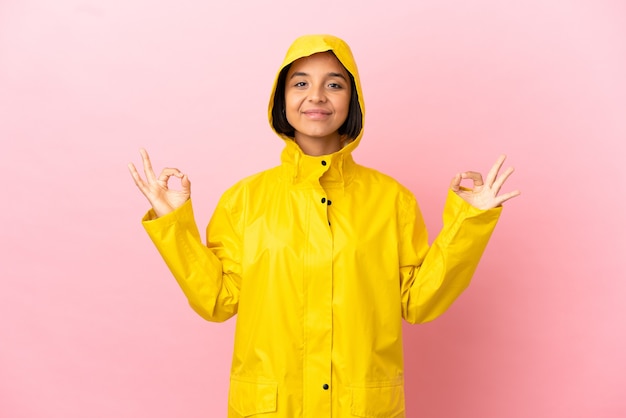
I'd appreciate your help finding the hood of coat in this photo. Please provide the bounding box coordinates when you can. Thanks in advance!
[268,34,365,159]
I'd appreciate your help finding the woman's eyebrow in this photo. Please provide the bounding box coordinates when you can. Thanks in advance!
[328,72,348,80]
[289,71,348,80]
[289,71,308,79]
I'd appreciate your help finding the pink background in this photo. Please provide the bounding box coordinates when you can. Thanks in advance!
[1,0,625,417]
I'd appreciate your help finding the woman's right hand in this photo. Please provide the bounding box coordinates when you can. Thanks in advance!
[128,148,191,218]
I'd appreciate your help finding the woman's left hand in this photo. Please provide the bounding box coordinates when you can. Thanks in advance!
[450,155,521,210]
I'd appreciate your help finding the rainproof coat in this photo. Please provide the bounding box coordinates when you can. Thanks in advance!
[142,35,502,418]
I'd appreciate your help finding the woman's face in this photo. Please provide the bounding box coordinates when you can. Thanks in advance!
[284,52,351,152]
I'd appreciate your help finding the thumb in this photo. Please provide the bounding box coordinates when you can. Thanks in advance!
[450,173,461,192]
[181,174,191,193]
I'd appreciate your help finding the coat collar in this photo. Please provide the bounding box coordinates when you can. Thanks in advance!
[280,140,356,187]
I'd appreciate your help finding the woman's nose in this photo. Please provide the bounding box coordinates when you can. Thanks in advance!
[308,84,327,102]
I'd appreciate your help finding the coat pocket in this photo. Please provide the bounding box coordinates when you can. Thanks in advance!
[228,377,278,417]
[350,381,405,418]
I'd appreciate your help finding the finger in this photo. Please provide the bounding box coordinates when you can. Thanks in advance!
[140,148,157,182]
[485,154,506,187]
[492,166,515,195]
[450,173,462,192]
[461,171,484,187]
[128,163,149,194]
[158,167,183,184]
[494,189,522,206]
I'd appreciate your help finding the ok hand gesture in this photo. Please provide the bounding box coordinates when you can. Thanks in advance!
[128,149,191,218]
[450,155,521,210]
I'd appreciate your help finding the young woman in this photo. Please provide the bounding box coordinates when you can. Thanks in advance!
[129,34,520,418]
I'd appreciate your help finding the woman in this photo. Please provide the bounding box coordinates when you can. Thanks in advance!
[129,34,520,418]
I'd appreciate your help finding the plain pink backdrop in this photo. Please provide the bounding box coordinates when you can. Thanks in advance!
[1,0,625,417]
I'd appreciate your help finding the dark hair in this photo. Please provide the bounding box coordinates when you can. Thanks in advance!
[271,58,363,141]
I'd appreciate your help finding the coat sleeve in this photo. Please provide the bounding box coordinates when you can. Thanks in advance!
[400,189,502,324]
[141,193,242,322]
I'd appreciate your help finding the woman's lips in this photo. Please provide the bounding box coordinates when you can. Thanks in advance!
[302,109,332,120]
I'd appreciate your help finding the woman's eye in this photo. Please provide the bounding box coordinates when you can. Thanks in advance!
[328,83,343,89]
[294,81,307,87]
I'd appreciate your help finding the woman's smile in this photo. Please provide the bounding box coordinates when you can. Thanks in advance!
[302,108,333,119]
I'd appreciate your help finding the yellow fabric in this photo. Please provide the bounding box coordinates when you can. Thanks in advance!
[142,34,502,418]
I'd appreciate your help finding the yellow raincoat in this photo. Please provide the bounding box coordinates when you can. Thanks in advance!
[142,35,502,418]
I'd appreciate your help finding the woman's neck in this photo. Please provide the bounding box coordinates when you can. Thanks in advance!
[295,134,342,156]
